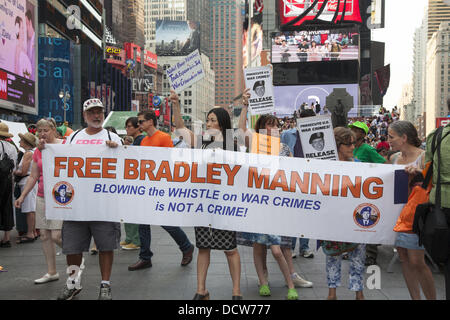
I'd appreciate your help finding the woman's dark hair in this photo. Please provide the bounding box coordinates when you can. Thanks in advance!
[207,107,232,148]
[389,121,421,148]
[254,114,279,133]
[138,110,157,126]
[125,117,139,129]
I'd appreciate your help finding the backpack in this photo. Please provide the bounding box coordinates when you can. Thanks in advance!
[0,141,14,176]
[413,126,450,263]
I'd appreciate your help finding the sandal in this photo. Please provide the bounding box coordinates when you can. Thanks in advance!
[16,236,35,244]
[193,291,210,300]
[287,288,299,300]
[259,284,271,297]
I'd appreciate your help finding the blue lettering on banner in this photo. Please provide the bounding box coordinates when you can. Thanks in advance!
[94,184,146,195]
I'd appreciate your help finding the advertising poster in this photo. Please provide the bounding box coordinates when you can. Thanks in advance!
[273,84,359,117]
[278,0,362,28]
[0,0,37,114]
[38,37,74,124]
[166,50,205,94]
[42,144,408,245]
[297,115,338,161]
[244,66,275,115]
[155,20,200,56]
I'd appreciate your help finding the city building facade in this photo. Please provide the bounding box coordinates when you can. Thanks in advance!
[425,21,450,135]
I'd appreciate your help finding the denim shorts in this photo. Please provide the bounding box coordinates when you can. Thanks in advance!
[394,232,424,250]
[62,221,121,255]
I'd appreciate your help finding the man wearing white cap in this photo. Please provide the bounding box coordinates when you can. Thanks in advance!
[56,99,122,300]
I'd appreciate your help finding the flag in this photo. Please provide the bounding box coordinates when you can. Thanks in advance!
[254,0,264,14]
[375,64,390,97]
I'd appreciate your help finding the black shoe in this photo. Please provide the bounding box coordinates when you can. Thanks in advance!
[181,245,194,266]
[0,241,11,248]
[365,257,376,266]
[128,259,152,271]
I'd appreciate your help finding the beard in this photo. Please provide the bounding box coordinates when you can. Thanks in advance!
[86,119,103,129]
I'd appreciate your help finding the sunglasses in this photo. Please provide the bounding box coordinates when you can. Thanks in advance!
[138,120,148,125]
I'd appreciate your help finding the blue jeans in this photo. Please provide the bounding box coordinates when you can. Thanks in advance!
[138,225,192,261]
[291,238,310,253]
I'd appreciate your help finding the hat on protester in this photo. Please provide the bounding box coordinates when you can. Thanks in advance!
[18,132,38,148]
[348,121,369,135]
[253,81,265,90]
[83,98,104,112]
[0,122,13,138]
[309,132,324,144]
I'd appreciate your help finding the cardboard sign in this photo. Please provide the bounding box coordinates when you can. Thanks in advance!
[244,66,275,115]
[166,50,205,93]
[297,115,338,160]
[251,132,281,155]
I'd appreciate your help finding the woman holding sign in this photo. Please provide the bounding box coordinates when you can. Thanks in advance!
[170,90,243,300]
[236,90,313,300]
[323,127,366,300]
[15,118,65,285]
[390,121,436,300]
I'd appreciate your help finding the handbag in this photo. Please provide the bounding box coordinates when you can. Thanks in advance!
[321,240,358,256]
[393,162,432,233]
[413,126,450,263]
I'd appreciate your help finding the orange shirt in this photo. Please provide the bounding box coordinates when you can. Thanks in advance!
[140,130,173,148]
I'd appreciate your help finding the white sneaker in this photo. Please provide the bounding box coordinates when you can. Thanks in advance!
[301,250,314,258]
[35,273,59,284]
[292,273,313,288]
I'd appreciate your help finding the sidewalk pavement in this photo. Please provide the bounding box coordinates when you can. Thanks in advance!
[0,226,446,300]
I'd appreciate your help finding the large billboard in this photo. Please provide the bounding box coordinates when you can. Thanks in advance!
[274,83,359,117]
[155,20,200,56]
[38,37,74,124]
[271,27,359,64]
[278,0,362,29]
[0,0,38,114]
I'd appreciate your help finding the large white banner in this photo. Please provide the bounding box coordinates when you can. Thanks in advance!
[42,145,408,245]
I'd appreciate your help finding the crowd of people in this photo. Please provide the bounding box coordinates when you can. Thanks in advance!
[0,93,449,301]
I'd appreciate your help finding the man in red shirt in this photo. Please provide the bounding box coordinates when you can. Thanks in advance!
[128,110,195,271]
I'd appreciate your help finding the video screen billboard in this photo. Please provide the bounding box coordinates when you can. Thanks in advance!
[0,0,38,114]
[155,20,200,56]
[278,0,362,29]
[273,83,359,117]
[271,28,359,64]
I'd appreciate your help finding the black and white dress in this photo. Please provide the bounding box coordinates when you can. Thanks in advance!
[194,139,237,251]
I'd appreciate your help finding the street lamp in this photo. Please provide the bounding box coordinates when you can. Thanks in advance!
[59,90,71,124]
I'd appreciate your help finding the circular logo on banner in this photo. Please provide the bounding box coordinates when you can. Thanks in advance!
[53,181,75,206]
[353,203,380,229]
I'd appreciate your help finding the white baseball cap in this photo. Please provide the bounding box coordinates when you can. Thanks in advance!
[83,98,104,111]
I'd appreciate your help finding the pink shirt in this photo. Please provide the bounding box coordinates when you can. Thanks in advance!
[32,148,44,197]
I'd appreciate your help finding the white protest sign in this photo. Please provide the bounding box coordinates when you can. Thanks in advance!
[42,145,408,245]
[244,66,275,115]
[166,50,205,93]
[297,115,338,161]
